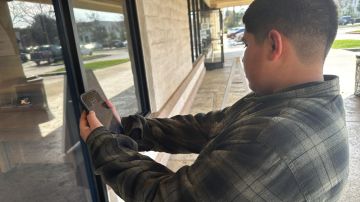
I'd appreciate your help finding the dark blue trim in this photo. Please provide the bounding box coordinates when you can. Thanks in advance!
[52,0,105,201]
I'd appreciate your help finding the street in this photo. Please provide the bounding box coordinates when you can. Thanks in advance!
[21,25,359,79]
[22,48,129,78]
[336,24,360,39]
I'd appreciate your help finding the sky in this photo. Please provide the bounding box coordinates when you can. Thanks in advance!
[8,1,123,28]
[74,8,124,22]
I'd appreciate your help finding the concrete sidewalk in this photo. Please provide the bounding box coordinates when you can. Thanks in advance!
[166,48,360,201]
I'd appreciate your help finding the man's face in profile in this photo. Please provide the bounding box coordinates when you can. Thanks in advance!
[241,32,271,94]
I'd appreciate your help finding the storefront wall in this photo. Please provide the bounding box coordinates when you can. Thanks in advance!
[135,0,195,113]
[0,0,205,201]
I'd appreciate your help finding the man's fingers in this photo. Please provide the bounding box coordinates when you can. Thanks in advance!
[87,111,103,129]
[105,100,114,109]
[79,111,88,127]
[79,111,91,141]
[105,100,122,123]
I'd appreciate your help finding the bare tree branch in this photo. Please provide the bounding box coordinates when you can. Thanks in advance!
[8,1,55,28]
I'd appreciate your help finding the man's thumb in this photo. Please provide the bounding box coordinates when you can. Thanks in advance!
[87,111,103,129]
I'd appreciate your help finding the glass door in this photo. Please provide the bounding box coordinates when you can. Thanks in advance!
[1,1,93,201]
[69,0,145,201]
[201,9,224,69]
[70,0,141,117]
[200,10,224,69]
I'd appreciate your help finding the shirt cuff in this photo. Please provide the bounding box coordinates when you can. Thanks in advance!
[86,126,109,146]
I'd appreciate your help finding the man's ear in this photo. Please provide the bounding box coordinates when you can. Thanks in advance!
[267,29,283,61]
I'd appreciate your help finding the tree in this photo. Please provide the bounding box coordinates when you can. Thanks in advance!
[119,21,127,41]
[14,27,34,48]
[8,2,55,28]
[224,8,244,30]
[85,13,108,44]
[224,10,236,28]
[30,14,58,45]
[8,2,58,46]
[337,0,359,17]
[76,21,93,43]
[92,25,108,44]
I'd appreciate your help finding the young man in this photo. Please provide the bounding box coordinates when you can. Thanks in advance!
[80,0,349,201]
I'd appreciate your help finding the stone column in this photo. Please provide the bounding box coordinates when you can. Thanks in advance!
[0,1,26,107]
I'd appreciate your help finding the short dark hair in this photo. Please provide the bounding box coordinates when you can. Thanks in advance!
[243,0,338,62]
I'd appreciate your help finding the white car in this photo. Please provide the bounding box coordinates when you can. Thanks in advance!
[234,32,245,43]
[80,47,93,56]
[84,42,103,50]
[79,44,93,56]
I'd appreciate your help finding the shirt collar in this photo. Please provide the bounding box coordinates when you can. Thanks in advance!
[244,75,340,102]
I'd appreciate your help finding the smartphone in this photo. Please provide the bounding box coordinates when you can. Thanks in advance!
[80,90,123,134]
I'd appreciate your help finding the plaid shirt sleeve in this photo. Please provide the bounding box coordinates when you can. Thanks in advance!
[86,76,349,201]
[86,108,348,201]
[119,109,228,153]
[86,121,276,202]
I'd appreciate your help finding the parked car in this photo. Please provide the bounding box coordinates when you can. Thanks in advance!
[30,45,63,66]
[234,31,245,43]
[25,46,36,53]
[227,27,245,39]
[20,51,28,63]
[79,45,93,56]
[338,16,354,25]
[84,42,103,50]
[110,40,126,48]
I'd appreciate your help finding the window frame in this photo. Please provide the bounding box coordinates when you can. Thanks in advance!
[52,0,150,201]
[188,0,206,63]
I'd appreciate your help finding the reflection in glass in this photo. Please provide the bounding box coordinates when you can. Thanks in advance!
[72,1,141,201]
[1,1,91,201]
[203,10,223,64]
[73,3,140,117]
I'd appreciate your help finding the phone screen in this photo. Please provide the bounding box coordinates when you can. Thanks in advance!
[81,90,123,134]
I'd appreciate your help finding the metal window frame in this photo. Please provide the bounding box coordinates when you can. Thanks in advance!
[191,0,199,59]
[188,0,208,63]
[187,0,195,63]
[196,0,202,54]
[52,0,150,201]
[219,9,224,64]
[124,0,151,116]
[52,0,106,201]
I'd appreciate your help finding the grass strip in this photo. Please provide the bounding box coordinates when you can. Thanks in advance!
[332,39,360,49]
[54,58,129,72]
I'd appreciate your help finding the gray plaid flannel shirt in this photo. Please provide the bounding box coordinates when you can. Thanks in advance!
[86,75,349,202]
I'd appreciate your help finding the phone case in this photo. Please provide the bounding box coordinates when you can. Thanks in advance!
[80,90,124,134]
[80,89,103,112]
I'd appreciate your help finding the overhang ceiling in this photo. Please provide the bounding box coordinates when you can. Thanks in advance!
[13,0,252,13]
[13,0,123,13]
[203,0,253,8]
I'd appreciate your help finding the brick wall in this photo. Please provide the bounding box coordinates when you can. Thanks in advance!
[136,0,193,112]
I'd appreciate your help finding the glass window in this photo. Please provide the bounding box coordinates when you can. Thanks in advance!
[71,0,141,117]
[190,0,198,60]
[189,0,215,62]
[203,9,223,64]
[70,0,143,201]
[196,0,202,55]
[188,0,224,66]
[1,1,92,201]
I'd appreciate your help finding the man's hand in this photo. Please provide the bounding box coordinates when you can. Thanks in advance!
[79,111,103,142]
[105,99,122,124]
